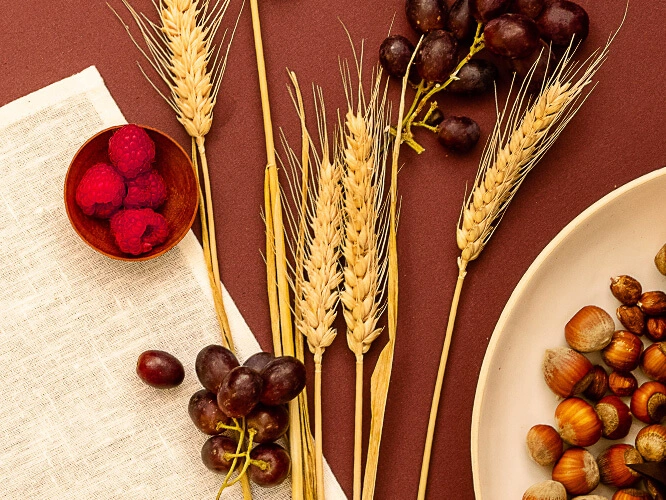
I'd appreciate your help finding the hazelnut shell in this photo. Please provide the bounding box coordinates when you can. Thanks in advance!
[630,381,666,424]
[522,480,567,500]
[543,347,593,398]
[597,444,643,488]
[610,275,642,305]
[555,397,602,447]
[526,424,564,466]
[641,342,666,383]
[565,305,615,352]
[635,424,666,462]
[595,395,632,440]
[601,331,643,372]
[552,447,600,495]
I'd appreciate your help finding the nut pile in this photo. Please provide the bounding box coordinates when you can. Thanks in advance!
[524,274,666,499]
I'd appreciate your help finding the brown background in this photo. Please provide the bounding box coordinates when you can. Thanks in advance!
[3,1,665,498]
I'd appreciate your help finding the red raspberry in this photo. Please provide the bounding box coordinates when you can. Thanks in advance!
[123,169,167,210]
[110,208,169,255]
[75,163,126,218]
[108,124,155,179]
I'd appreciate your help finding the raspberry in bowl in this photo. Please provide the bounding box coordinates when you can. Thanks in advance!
[64,124,198,261]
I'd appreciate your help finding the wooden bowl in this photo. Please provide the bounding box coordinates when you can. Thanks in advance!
[64,125,198,261]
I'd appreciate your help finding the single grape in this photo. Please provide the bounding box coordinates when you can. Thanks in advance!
[447,0,475,41]
[536,0,589,46]
[243,351,275,372]
[437,116,480,153]
[248,443,291,487]
[405,0,448,34]
[424,108,445,127]
[195,344,239,393]
[509,0,544,19]
[201,435,240,473]
[415,30,458,83]
[260,356,307,406]
[246,403,290,444]
[447,59,497,94]
[484,13,540,59]
[509,42,557,91]
[188,389,229,435]
[136,350,184,389]
[379,35,416,79]
[470,0,510,22]
[217,366,263,418]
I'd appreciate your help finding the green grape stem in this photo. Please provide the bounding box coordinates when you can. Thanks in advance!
[397,23,486,154]
[216,418,249,500]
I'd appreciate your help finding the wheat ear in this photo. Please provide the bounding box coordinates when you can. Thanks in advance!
[417,30,621,500]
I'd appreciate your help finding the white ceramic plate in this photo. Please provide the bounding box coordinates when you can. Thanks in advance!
[471,166,666,498]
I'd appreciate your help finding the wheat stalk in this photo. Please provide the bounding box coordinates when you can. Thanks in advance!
[417,30,621,500]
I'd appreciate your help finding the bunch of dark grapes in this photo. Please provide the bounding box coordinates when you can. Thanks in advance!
[135,346,306,490]
[379,0,590,154]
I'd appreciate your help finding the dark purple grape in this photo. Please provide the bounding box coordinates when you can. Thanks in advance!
[509,41,557,91]
[415,30,458,83]
[246,404,290,444]
[424,108,445,127]
[379,35,416,79]
[217,366,263,418]
[447,59,498,94]
[470,0,510,22]
[536,0,589,46]
[406,0,448,34]
[447,0,475,41]
[509,0,544,19]
[195,344,239,393]
[484,13,540,59]
[188,389,229,435]
[437,116,480,152]
[260,356,307,406]
[201,435,240,473]
[136,350,184,389]
[244,351,275,373]
[248,443,291,487]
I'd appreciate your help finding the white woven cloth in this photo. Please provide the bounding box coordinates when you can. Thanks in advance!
[0,66,345,500]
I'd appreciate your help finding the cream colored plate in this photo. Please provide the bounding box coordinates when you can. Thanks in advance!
[471,166,666,498]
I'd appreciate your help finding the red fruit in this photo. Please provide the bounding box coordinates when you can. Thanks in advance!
[108,124,155,179]
[110,208,169,255]
[136,350,184,388]
[123,169,167,209]
[75,163,126,218]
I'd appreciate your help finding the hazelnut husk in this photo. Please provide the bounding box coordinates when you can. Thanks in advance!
[641,343,666,383]
[543,347,594,398]
[611,275,643,305]
[552,447,600,495]
[595,395,632,440]
[639,291,666,316]
[555,397,602,447]
[526,424,564,466]
[565,305,615,352]
[647,316,666,342]
[612,490,651,500]
[617,305,646,335]
[635,424,666,462]
[597,443,643,488]
[583,365,609,401]
[522,480,567,500]
[609,370,638,397]
[655,243,666,276]
[631,381,666,424]
[602,331,643,372]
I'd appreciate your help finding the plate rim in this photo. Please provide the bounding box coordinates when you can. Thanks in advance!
[470,165,666,497]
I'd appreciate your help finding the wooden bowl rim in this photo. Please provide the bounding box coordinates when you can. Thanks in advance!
[64,124,198,262]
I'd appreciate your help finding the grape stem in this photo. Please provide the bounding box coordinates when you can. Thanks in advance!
[395,23,486,154]
[216,418,255,500]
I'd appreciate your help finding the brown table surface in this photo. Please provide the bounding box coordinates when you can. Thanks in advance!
[3,1,665,498]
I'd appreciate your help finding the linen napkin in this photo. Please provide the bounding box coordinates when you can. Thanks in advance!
[0,66,346,499]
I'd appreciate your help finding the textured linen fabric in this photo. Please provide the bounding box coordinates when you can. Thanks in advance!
[0,66,345,500]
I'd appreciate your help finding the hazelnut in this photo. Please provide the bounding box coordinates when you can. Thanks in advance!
[543,347,594,398]
[639,291,666,316]
[612,490,651,500]
[645,477,666,499]
[526,424,564,466]
[631,381,666,424]
[641,342,666,383]
[635,424,666,462]
[565,305,615,352]
[595,395,632,440]
[610,275,643,305]
[617,305,646,335]
[602,331,643,372]
[552,447,600,495]
[655,243,666,276]
[597,444,643,488]
[609,370,638,397]
[522,480,567,500]
[647,316,666,342]
[571,496,612,500]
[583,365,609,401]
[555,397,602,447]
